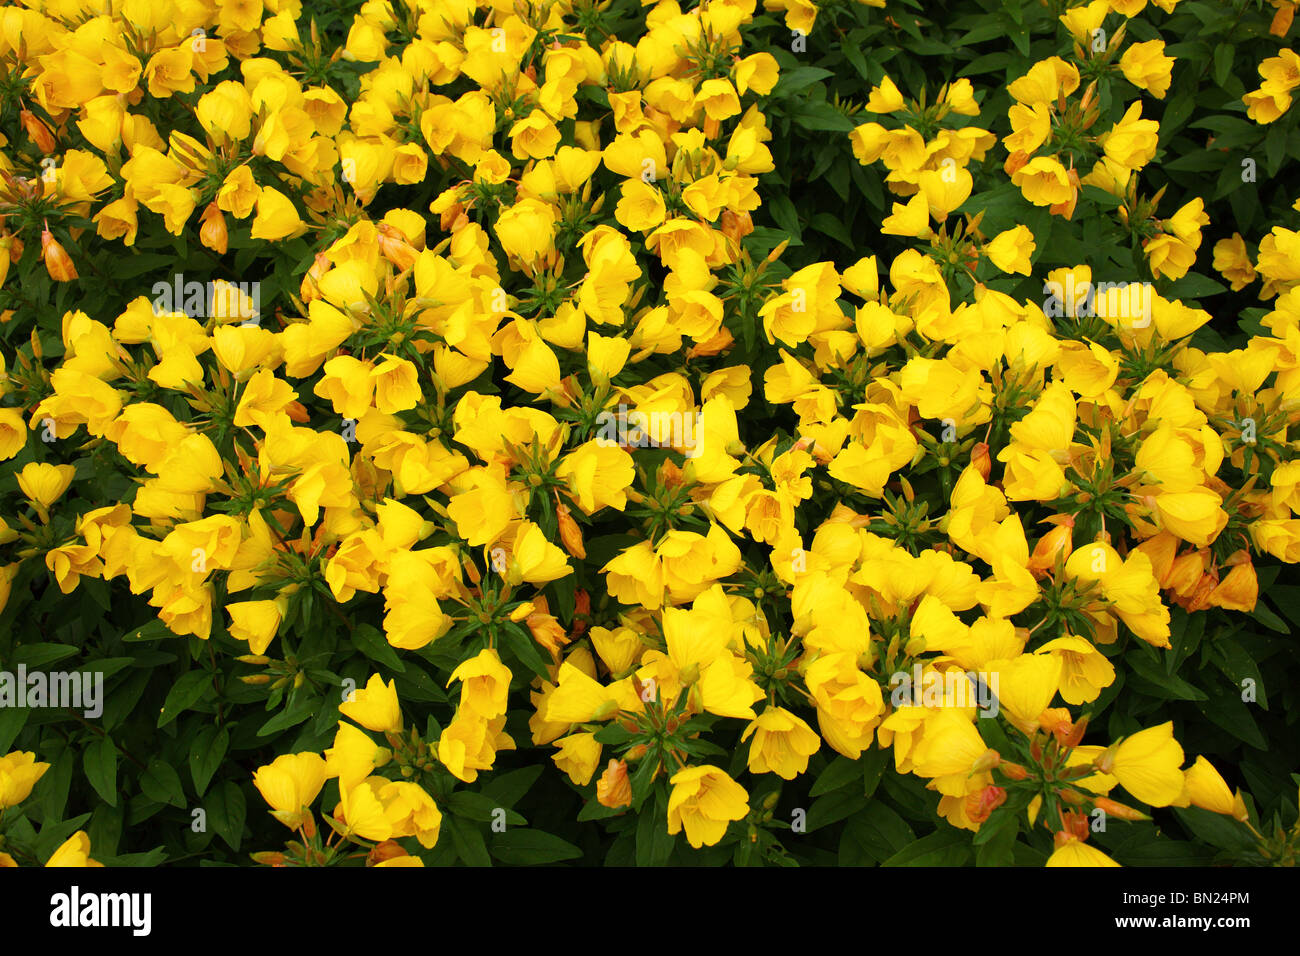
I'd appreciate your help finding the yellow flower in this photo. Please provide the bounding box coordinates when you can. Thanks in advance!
[0,750,50,808]
[666,765,750,848]
[1011,155,1073,206]
[1120,40,1175,99]
[226,599,283,655]
[741,706,821,779]
[552,732,602,786]
[1108,722,1185,807]
[249,185,304,240]
[448,648,513,721]
[17,461,76,510]
[1046,834,1120,867]
[252,752,329,828]
[1177,756,1237,815]
[45,831,104,868]
[986,225,1035,275]
[340,674,403,734]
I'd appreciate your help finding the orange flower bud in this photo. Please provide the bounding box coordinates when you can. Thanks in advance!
[965,785,1007,825]
[1092,796,1150,821]
[439,202,464,232]
[368,840,410,865]
[40,223,77,282]
[555,501,586,560]
[720,208,753,243]
[1207,553,1257,612]
[285,401,311,423]
[199,202,228,255]
[596,758,632,809]
[999,761,1030,780]
[1028,517,1074,577]
[377,223,419,272]
[21,110,56,154]
[299,252,331,303]
[527,609,570,661]
[970,441,991,480]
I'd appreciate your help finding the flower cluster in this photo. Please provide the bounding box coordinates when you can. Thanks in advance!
[1,0,1298,868]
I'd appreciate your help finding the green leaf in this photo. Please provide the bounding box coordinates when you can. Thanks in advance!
[479,765,544,809]
[809,755,863,797]
[140,758,187,808]
[157,670,213,728]
[189,725,229,796]
[207,781,247,851]
[83,736,118,807]
[448,791,525,826]
[881,828,972,866]
[838,802,916,865]
[351,623,407,673]
[773,67,834,99]
[791,102,857,133]
[805,788,869,833]
[447,816,492,867]
[490,828,583,865]
[635,788,675,866]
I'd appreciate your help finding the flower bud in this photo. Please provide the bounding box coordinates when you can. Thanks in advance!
[40,223,77,282]
[21,110,56,154]
[199,202,228,255]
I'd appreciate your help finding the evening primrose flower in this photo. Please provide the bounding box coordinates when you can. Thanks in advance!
[340,674,403,734]
[741,706,821,779]
[1046,834,1120,867]
[253,752,329,829]
[666,765,750,848]
[1103,722,1185,808]
[45,831,104,867]
[0,751,50,808]
[17,462,76,510]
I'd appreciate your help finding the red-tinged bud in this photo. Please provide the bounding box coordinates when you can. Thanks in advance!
[657,458,685,491]
[377,222,419,271]
[999,761,1030,781]
[285,401,310,423]
[720,208,753,243]
[21,110,56,154]
[9,235,23,263]
[1029,736,1043,762]
[1093,796,1150,821]
[40,223,77,281]
[367,840,409,865]
[300,810,316,840]
[1038,707,1074,742]
[971,748,1002,773]
[624,744,648,762]
[251,851,287,866]
[1003,150,1031,177]
[1062,809,1090,841]
[571,589,590,638]
[1028,518,1074,577]
[555,501,586,559]
[462,552,482,587]
[970,442,991,480]
[299,252,331,303]
[199,202,228,255]
[965,785,1007,825]
[1062,714,1089,751]
[439,202,464,232]
[1058,788,1085,806]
